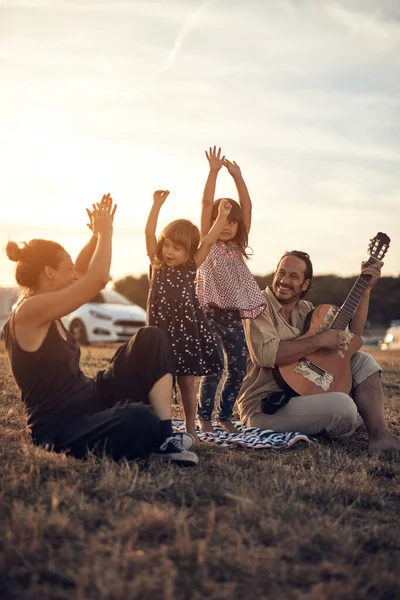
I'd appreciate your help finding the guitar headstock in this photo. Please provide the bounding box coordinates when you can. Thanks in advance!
[368,232,391,261]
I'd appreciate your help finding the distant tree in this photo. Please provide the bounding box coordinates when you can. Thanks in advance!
[113,272,399,325]
[113,274,149,309]
[254,273,400,326]
[254,273,273,291]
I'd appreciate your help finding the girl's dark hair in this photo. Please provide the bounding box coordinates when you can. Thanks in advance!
[211,198,250,258]
[277,250,314,298]
[6,239,66,290]
[155,219,200,269]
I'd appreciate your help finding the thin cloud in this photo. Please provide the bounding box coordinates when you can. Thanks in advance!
[130,0,211,97]
[325,1,399,47]
[165,0,212,69]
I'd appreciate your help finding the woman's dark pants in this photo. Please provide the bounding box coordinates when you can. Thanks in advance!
[50,327,173,461]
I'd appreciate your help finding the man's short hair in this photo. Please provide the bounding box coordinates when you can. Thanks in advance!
[277,250,313,298]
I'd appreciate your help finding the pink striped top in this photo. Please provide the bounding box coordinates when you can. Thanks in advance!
[196,241,266,319]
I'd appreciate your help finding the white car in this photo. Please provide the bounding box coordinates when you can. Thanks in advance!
[379,320,400,351]
[61,289,146,345]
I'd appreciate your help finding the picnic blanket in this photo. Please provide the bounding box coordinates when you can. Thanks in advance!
[172,419,314,449]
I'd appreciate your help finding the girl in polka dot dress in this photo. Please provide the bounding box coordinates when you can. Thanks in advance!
[196,146,266,434]
[145,189,233,441]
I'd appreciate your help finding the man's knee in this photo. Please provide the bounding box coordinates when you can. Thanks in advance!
[325,393,358,438]
[351,351,382,387]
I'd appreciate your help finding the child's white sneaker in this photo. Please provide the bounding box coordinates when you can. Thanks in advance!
[175,432,195,451]
[153,434,198,466]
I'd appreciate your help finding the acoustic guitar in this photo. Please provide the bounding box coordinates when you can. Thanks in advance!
[273,232,390,397]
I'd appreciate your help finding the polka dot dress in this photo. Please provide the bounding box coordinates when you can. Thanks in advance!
[147,263,223,376]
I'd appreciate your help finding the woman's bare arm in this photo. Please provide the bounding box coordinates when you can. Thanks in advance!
[75,193,116,276]
[17,203,113,327]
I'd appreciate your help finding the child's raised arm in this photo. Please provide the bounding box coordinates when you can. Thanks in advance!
[200,146,225,240]
[194,199,232,268]
[224,159,252,235]
[145,190,170,263]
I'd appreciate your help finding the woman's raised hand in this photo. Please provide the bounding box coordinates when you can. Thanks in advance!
[206,146,225,172]
[153,190,170,206]
[217,198,232,220]
[86,194,115,236]
[99,192,117,220]
[86,193,117,233]
[223,158,242,178]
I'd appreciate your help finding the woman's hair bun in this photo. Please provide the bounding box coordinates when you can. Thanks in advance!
[6,241,26,262]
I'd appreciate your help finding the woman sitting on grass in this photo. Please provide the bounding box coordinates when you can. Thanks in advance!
[3,195,198,466]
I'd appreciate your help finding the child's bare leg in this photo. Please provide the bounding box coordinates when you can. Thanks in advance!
[177,375,200,443]
[217,420,239,434]
[199,420,215,433]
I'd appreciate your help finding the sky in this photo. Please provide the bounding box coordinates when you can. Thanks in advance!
[0,0,399,287]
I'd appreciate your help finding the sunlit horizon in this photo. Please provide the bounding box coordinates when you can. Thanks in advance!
[1,0,399,288]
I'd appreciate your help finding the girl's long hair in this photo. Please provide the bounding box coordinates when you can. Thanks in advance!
[211,198,250,258]
[154,219,200,269]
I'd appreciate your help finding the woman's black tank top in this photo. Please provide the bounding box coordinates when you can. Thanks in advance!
[3,312,97,438]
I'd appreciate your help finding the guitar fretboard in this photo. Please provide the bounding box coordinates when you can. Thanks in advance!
[331,258,375,331]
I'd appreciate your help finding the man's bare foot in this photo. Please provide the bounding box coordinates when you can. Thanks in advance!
[217,420,239,434]
[368,430,400,455]
[199,421,215,434]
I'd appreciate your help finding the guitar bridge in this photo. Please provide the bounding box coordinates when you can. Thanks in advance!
[295,358,334,391]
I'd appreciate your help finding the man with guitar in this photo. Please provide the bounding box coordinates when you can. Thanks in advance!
[237,249,400,453]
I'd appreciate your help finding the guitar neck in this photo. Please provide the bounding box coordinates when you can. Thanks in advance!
[331,257,375,331]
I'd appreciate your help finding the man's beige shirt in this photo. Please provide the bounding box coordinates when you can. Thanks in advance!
[237,287,313,425]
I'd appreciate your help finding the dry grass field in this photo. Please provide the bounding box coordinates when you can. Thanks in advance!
[0,342,399,600]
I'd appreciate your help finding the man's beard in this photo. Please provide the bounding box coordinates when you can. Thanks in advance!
[272,282,303,305]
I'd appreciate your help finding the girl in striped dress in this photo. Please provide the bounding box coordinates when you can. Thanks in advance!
[196,147,266,433]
